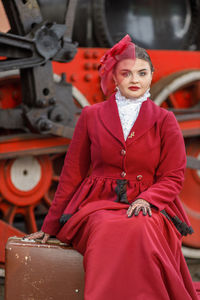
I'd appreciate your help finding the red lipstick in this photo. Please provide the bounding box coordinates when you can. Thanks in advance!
[129,86,140,91]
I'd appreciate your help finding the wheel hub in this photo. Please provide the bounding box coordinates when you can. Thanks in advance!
[0,155,52,206]
[10,156,42,192]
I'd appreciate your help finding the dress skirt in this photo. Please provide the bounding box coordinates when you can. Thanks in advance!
[56,201,199,300]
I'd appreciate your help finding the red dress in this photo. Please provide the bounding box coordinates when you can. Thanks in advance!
[42,93,199,299]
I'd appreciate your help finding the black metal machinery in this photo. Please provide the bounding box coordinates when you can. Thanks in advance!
[0,0,79,139]
[1,0,200,139]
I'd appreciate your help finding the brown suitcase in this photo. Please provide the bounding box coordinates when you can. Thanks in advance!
[5,237,84,300]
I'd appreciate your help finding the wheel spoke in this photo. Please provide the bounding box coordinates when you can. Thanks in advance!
[52,175,59,182]
[43,193,52,207]
[4,205,17,225]
[168,93,180,108]
[25,206,38,233]
[50,153,62,161]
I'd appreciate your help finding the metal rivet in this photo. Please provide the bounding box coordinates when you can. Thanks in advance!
[93,51,99,58]
[84,74,92,81]
[70,74,77,82]
[84,51,92,59]
[84,62,92,70]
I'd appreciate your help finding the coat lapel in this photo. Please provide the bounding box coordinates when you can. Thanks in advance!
[125,97,159,147]
[98,93,126,147]
[98,93,160,147]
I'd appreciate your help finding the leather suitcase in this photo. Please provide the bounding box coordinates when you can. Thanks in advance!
[5,237,84,300]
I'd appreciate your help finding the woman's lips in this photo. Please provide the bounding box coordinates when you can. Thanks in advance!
[128,86,140,91]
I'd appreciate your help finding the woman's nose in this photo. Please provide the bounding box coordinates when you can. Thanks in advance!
[130,74,139,83]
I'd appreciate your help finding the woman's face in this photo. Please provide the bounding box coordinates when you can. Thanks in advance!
[113,58,153,99]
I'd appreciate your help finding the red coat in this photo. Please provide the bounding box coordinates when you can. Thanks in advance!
[42,93,192,236]
[42,93,199,299]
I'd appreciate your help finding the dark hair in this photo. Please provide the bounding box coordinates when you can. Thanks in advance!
[135,45,154,73]
[112,44,154,75]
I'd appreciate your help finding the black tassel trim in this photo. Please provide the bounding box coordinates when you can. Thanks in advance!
[161,210,194,236]
[114,179,129,204]
[59,214,73,226]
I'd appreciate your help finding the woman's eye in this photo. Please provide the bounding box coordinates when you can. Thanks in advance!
[122,72,130,77]
[139,72,146,76]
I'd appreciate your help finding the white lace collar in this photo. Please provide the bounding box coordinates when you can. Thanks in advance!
[115,88,150,105]
[115,88,151,140]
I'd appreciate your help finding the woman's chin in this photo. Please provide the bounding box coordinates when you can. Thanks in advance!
[123,90,143,99]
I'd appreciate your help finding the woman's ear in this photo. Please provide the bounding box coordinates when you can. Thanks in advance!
[112,74,117,86]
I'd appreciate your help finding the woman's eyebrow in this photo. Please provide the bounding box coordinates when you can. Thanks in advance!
[120,69,131,72]
[120,68,148,72]
[138,68,148,71]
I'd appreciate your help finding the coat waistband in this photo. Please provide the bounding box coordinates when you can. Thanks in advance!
[89,173,154,183]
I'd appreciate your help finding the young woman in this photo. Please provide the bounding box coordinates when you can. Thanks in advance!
[25,35,199,299]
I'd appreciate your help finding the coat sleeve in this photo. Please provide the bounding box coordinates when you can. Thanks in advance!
[135,111,187,211]
[41,106,91,235]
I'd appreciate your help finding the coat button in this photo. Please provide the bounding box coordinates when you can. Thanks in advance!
[136,175,143,181]
[120,149,126,156]
[121,171,126,178]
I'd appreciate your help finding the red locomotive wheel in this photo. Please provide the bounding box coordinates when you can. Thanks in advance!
[151,69,200,109]
[0,155,52,206]
[151,70,200,252]
[181,139,200,248]
[0,153,65,234]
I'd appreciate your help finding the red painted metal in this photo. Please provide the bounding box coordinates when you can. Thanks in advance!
[179,120,200,137]
[0,155,52,206]
[0,134,69,159]
[52,48,200,105]
[0,153,64,225]
[0,76,22,108]
[181,139,200,248]
[0,220,23,265]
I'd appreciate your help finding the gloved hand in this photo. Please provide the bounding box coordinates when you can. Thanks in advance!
[127,198,152,217]
[23,230,50,243]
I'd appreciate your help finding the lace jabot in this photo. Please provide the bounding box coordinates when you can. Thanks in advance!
[115,89,150,140]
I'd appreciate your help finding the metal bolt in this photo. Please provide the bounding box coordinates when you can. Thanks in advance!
[37,118,52,131]
[37,99,46,107]
[55,114,63,122]
[84,62,92,70]
[49,98,56,105]
[84,50,92,59]
[93,51,99,59]
[84,74,92,82]
[44,121,52,130]
[70,74,77,82]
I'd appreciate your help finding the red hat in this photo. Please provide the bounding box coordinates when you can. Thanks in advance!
[99,34,135,97]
